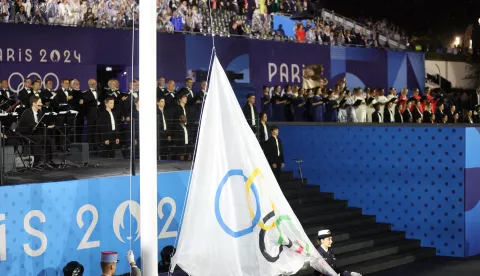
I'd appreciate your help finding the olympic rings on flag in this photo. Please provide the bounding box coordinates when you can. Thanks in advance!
[244,168,277,231]
[214,169,261,238]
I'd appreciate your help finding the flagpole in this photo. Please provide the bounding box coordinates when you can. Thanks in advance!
[139,0,158,275]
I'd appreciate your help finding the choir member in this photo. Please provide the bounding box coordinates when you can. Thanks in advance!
[423,102,433,124]
[53,78,72,111]
[163,80,177,110]
[271,85,285,121]
[243,93,258,132]
[264,125,284,182]
[157,97,171,160]
[70,79,85,142]
[412,100,423,123]
[261,86,272,120]
[194,81,207,119]
[465,110,474,124]
[402,100,414,123]
[157,77,167,99]
[18,78,33,107]
[177,78,196,111]
[383,99,395,123]
[171,114,193,161]
[83,79,101,149]
[258,112,269,148]
[435,103,445,123]
[96,97,120,158]
[372,103,383,123]
[394,104,403,123]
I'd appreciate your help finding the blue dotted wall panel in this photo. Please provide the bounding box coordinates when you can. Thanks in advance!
[281,125,466,257]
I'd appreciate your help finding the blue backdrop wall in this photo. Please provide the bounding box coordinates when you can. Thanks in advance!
[0,171,190,276]
[280,125,467,257]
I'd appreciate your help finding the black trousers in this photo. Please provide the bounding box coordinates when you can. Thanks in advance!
[271,156,282,183]
[28,133,53,163]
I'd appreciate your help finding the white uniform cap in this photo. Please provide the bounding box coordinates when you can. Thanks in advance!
[317,229,332,239]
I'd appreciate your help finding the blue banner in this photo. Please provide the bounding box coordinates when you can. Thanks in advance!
[0,171,190,275]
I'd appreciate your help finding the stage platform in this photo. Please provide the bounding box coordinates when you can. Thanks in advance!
[0,158,192,185]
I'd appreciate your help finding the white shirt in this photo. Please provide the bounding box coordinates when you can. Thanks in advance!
[388,109,394,122]
[159,109,166,130]
[129,90,138,98]
[181,124,188,144]
[250,104,256,126]
[262,123,268,141]
[3,89,10,98]
[63,88,69,98]
[187,88,193,98]
[107,110,115,131]
[33,108,38,124]
[274,136,279,156]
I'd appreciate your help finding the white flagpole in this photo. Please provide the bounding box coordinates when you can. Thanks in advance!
[139,0,157,275]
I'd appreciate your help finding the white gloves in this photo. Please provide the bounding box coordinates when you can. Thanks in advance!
[126,250,135,264]
[351,272,362,276]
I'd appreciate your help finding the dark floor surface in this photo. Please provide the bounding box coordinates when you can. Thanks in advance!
[368,253,480,275]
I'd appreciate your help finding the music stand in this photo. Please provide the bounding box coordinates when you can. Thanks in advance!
[33,112,57,170]
[0,113,18,178]
[56,110,79,169]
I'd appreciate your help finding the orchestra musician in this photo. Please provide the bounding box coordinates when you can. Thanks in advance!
[17,96,56,167]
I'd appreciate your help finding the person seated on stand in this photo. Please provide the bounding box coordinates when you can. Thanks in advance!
[17,96,56,167]
[96,97,120,159]
[171,114,193,161]
[314,230,362,276]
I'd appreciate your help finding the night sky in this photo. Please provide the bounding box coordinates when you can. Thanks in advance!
[322,0,479,39]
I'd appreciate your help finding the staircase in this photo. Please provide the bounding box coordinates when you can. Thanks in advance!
[279,171,436,275]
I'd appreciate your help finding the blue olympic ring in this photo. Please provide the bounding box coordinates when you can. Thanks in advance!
[214,169,261,238]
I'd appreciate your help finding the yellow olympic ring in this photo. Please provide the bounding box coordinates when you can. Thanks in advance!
[245,168,277,231]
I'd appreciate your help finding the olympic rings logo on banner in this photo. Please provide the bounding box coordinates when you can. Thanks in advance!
[8,72,60,93]
[214,169,311,263]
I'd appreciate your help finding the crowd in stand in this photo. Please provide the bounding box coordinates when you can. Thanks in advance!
[294,18,386,47]
[0,0,409,48]
[247,82,480,125]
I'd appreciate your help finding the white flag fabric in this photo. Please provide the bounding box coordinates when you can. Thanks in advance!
[171,56,337,276]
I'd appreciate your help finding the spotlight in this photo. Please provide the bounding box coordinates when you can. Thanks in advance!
[106,67,112,72]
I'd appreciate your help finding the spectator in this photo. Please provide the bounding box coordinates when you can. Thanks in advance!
[163,14,174,33]
[71,0,81,25]
[98,13,110,27]
[24,0,32,18]
[58,0,73,26]
[306,25,316,43]
[171,10,183,31]
[15,5,27,23]
[184,9,195,32]
[31,8,46,24]
[83,7,96,27]
[0,0,9,23]
[296,23,306,43]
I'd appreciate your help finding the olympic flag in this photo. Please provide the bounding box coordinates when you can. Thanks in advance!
[171,56,336,276]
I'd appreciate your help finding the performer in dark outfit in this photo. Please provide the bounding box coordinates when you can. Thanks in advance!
[314,230,362,276]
